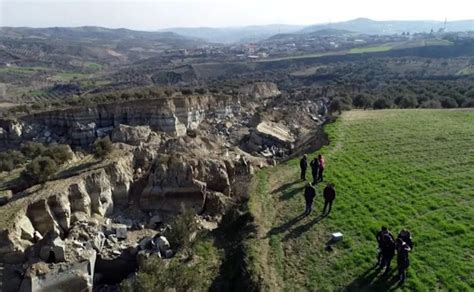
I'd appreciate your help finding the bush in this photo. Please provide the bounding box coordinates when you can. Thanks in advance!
[330,96,352,114]
[121,256,200,292]
[353,94,373,109]
[22,156,57,183]
[195,88,207,95]
[373,97,393,109]
[461,99,474,107]
[42,144,73,165]
[420,100,442,108]
[21,142,46,159]
[181,89,193,95]
[165,208,198,251]
[438,97,458,108]
[93,137,113,159]
[0,150,26,171]
[396,96,418,108]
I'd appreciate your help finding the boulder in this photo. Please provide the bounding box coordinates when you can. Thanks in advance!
[204,191,233,215]
[111,124,151,145]
[18,216,35,241]
[247,121,295,152]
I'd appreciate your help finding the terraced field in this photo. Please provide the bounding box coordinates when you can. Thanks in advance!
[247,109,474,291]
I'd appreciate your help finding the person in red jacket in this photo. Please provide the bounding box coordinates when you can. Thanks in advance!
[317,154,326,182]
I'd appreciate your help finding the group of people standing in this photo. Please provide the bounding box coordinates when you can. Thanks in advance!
[376,227,413,283]
[300,154,325,184]
[297,152,414,284]
[300,154,335,216]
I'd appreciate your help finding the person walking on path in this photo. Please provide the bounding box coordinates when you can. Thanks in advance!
[322,183,336,214]
[317,154,326,182]
[303,183,316,215]
[376,226,395,266]
[300,154,308,181]
[396,238,411,283]
[310,157,320,185]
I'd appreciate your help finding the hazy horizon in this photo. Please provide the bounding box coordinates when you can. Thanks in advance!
[1,0,474,31]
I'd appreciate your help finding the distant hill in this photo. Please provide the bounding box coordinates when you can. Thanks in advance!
[267,28,354,42]
[161,24,304,43]
[301,18,474,35]
[0,26,202,45]
[0,26,206,69]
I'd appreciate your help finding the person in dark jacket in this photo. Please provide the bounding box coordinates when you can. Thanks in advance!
[303,183,316,215]
[310,157,320,185]
[300,155,308,181]
[376,226,395,266]
[396,238,411,283]
[380,233,396,275]
[397,229,414,250]
[322,183,336,214]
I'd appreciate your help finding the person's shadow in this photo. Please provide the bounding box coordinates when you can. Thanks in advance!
[341,264,402,291]
[265,212,307,238]
[281,214,325,241]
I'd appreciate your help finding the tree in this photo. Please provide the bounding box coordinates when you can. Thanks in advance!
[373,97,393,109]
[438,97,458,108]
[93,137,113,159]
[42,144,73,165]
[420,100,442,108]
[22,156,57,184]
[21,142,46,159]
[397,96,418,108]
[353,94,373,109]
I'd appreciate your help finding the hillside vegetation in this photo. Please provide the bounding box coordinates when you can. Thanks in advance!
[246,109,474,291]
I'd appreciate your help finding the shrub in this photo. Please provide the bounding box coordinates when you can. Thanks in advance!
[438,97,458,108]
[121,256,200,292]
[373,97,393,109]
[0,150,26,171]
[22,156,57,183]
[195,88,207,95]
[165,207,198,251]
[93,137,113,159]
[181,89,193,95]
[420,100,442,108]
[21,142,46,159]
[352,94,373,109]
[461,99,474,107]
[330,97,352,114]
[42,144,73,165]
[396,96,418,108]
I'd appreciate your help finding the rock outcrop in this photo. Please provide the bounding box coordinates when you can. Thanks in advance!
[0,94,240,148]
[141,154,233,213]
[239,82,281,99]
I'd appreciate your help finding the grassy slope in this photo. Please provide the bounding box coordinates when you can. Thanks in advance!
[246,109,474,291]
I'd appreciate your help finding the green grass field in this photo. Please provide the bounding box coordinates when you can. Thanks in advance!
[349,44,394,54]
[247,109,474,291]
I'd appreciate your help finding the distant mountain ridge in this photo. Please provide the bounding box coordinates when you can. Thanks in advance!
[160,24,304,43]
[301,18,474,35]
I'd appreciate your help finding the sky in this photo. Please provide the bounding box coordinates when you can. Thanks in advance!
[1,0,473,30]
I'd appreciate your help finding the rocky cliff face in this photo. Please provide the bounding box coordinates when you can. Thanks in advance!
[0,154,134,264]
[0,94,240,148]
[238,82,281,99]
